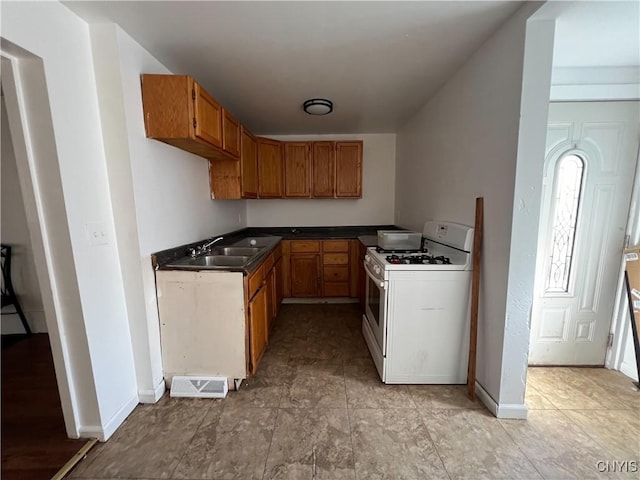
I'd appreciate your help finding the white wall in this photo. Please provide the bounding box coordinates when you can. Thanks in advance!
[2,2,138,439]
[116,25,247,396]
[89,24,248,402]
[395,4,543,414]
[247,134,395,226]
[1,97,46,333]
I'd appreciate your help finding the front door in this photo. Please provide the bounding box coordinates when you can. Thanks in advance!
[529,101,639,365]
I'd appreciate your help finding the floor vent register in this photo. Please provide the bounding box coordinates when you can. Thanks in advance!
[169,376,228,398]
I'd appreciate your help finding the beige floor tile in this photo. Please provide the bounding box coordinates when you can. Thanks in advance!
[71,395,218,479]
[350,408,449,479]
[570,368,640,411]
[423,409,541,480]
[172,404,277,479]
[280,361,347,408]
[341,334,371,360]
[264,408,354,480]
[343,356,379,380]
[500,410,617,479]
[289,336,344,362]
[345,375,416,409]
[525,385,557,410]
[224,358,293,409]
[562,409,640,461]
[527,367,628,410]
[409,385,482,411]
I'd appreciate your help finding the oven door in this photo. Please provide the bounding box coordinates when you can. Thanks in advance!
[364,261,387,354]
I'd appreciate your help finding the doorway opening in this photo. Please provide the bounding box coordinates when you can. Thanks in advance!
[529,101,639,368]
[0,45,95,475]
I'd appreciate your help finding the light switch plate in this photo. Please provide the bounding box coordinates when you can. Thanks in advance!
[86,221,110,246]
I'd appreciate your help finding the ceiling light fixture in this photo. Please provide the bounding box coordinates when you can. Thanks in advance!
[303,98,333,115]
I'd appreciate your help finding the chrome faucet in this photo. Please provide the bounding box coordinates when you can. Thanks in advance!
[189,236,224,257]
[202,236,224,251]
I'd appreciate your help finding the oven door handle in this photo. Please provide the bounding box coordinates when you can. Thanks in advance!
[364,262,386,289]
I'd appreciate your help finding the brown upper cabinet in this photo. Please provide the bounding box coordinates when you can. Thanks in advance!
[312,141,336,198]
[240,128,258,198]
[257,137,284,198]
[141,74,241,161]
[284,142,311,198]
[141,75,363,200]
[335,141,363,198]
[285,140,362,199]
[222,109,241,158]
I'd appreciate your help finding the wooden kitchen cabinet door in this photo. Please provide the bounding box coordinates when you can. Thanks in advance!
[274,257,284,313]
[222,109,241,158]
[257,137,284,198]
[312,141,335,198]
[290,254,321,297]
[193,81,223,148]
[241,128,258,198]
[284,142,311,197]
[249,285,268,374]
[335,141,363,198]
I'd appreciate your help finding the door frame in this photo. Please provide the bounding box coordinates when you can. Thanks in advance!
[529,109,637,366]
[1,52,80,437]
[608,145,640,375]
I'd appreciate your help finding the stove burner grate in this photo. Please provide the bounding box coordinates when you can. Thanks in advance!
[385,254,451,265]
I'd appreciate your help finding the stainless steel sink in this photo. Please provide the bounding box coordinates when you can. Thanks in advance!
[189,255,250,267]
[211,247,263,256]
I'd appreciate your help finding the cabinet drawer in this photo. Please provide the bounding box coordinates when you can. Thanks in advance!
[323,253,349,265]
[323,266,349,282]
[323,282,350,297]
[323,240,349,252]
[291,240,320,253]
[248,264,264,299]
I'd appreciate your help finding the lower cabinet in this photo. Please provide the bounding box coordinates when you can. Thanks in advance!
[291,254,322,297]
[248,283,268,372]
[156,244,283,387]
[284,239,362,299]
[157,270,248,386]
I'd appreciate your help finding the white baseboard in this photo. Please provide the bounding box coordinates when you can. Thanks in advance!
[138,379,166,403]
[77,425,103,441]
[619,360,639,382]
[78,394,138,441]
[474,381,498,416]
[496,402,528,419]
[474,381,528,420]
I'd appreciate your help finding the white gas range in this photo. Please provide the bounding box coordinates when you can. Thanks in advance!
[362,221,474,384]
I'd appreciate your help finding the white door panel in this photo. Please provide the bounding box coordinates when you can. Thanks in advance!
[530,102,639,365]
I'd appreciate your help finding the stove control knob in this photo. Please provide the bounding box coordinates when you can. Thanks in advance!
[364,254,371,262]
[374,265,381,275]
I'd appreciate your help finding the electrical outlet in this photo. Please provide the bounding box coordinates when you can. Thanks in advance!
[86,221,109,246]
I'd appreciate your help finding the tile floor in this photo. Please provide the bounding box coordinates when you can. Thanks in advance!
[70,304,640,480]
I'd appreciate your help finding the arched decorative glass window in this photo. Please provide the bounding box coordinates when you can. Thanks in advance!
[546,154,585,293]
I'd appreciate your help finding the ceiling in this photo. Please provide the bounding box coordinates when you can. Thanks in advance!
[552,1,640,68]
[63,1,522,135]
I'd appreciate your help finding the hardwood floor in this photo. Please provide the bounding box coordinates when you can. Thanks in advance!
[2,334,88,479]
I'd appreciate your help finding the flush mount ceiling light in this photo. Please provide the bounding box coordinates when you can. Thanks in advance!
[303,98,333,115]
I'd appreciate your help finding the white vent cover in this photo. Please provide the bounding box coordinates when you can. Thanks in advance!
[170,376,228,398]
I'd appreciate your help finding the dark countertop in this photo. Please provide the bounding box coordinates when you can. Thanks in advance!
[357,235,378,247]
[152,225,403,274]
